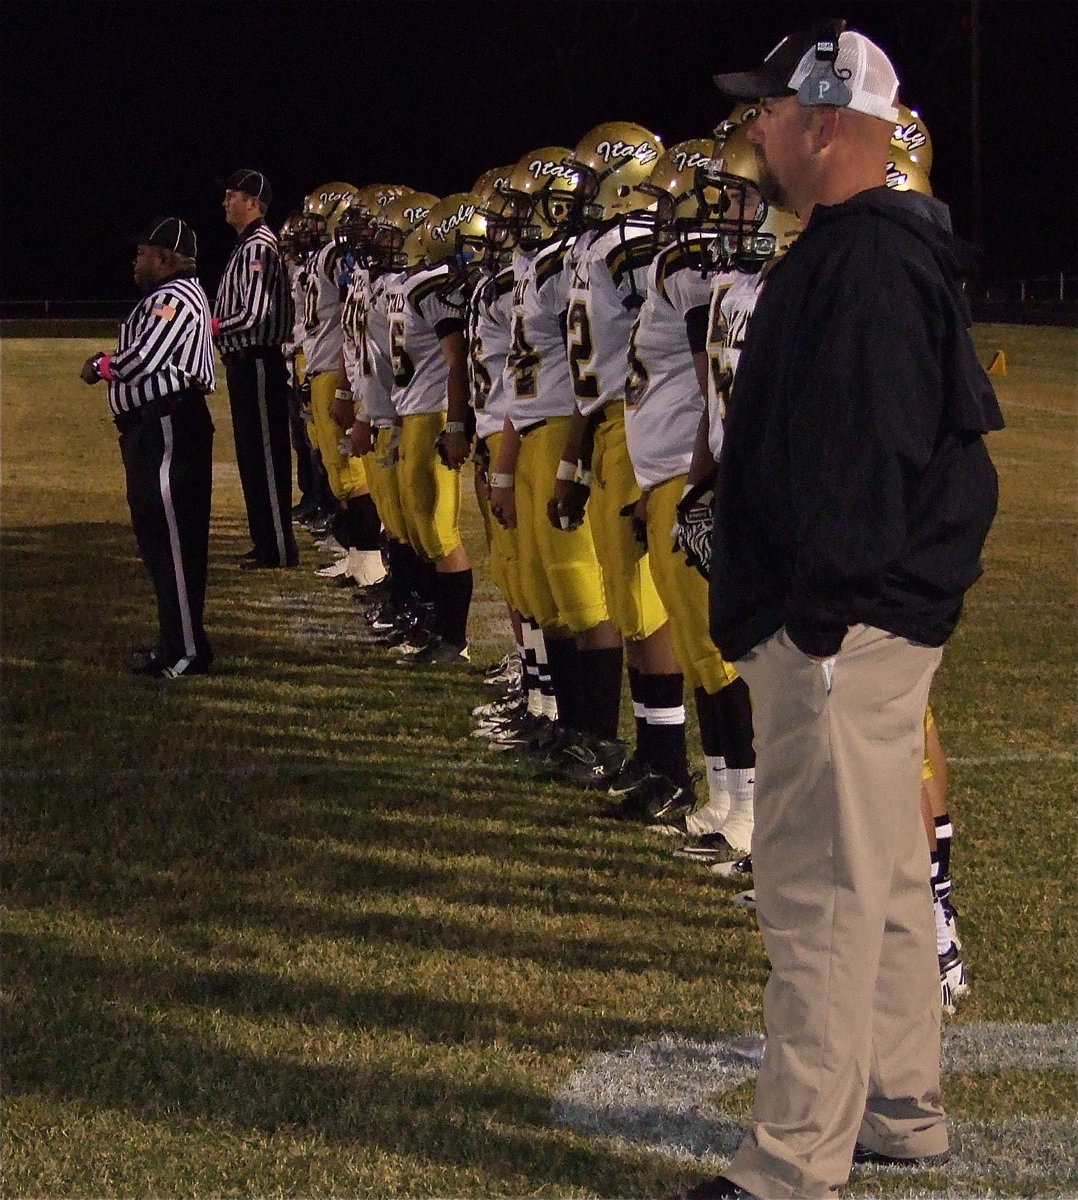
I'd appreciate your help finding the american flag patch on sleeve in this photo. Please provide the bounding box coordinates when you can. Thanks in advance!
[152,304,177,320]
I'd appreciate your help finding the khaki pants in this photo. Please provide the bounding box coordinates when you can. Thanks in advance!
[727,625,947,1199]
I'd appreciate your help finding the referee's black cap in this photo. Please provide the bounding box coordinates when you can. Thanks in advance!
[133,217,198,258]
[220,169,273,204]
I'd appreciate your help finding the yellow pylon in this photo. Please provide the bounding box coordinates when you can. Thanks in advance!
[987,350,1007,377]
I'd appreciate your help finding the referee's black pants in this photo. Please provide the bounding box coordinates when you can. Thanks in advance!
[223,346,298,565]
[119,392,214,668]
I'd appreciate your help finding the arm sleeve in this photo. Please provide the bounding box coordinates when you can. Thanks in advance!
[784,247,944,656]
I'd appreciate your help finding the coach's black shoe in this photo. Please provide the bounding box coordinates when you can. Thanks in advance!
[852,1143,951,1169]
[679,1175,758,1199]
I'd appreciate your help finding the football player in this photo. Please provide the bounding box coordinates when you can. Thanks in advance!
[615,136,758,845]
[278,210,328,528]
[547,122,695,805]
[336,184,414,609]
[461,167,561,740]
[378,191,476,666]
[487,145,627,772]
[357,191,443,648]
[296,182,386,589]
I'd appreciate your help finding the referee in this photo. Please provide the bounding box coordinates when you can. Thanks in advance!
[214,169,298,568]
[80,217,216,678]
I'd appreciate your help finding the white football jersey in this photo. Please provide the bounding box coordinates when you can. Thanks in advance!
[468,265,514,440]
[341,267,397,425]
[566,220,656,416]
[300,242,344,375]
[360,271,400,425]
[387,264,467,417]
[706,268,765,461]
[506,240,577,429]
[624,239,711,490]
[340,267,365,394]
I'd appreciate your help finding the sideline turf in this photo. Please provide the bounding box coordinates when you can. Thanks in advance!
[1,327,1075,1197]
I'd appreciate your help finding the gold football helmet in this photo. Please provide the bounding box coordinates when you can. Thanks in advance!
[278,211,305,260]
[635,139,717,242]
[369,191,439,269]
[335,185,414,255]
[700,117,799,269]
[493,146,575,249]
[302,181,360,233]
[886,147,933,196]
[471,167,513,208]
[350,183,414,218]
[546,121,665,228]
[421,192,491,273]
[892,104,933,173]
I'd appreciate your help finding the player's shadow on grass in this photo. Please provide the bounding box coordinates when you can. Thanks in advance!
[2,931,708,1195]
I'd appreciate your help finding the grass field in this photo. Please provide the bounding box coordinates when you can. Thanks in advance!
[2,325,1076,1198]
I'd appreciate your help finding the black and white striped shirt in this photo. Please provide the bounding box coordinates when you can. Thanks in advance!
[106,273,215,417]
[213,219,293,351]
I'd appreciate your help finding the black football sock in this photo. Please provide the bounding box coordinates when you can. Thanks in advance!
[641,671,689,784]
[345,494,382,550]
[713,676,755,769]
[545,635,582,732]
[628,666,648,760]
[576,644,624,742]
[434,567,472,646]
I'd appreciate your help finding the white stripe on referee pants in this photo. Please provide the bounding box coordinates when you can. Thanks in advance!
[159,414,197,658]
[254,357,287,562]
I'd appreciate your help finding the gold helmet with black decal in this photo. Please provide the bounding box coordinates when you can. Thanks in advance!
[886,147,933,195]
[471,167,513,208]
[892,104,933,174]
[335,184,414,256]
[544,121,665,229]
[493,146,575,249]
[635,139,718,243]
[698,115,800,269]
[420,192,491,273]
[300,181,359,239]
[369,191,439,270]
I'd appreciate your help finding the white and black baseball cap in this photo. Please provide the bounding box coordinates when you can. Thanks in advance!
[715,28,900,123]
[220,169,273,204]
[133,217,197,258]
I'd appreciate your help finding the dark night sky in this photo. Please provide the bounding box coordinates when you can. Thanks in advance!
[2,0,1075,304]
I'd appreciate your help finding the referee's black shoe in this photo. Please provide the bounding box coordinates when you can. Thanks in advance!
[239,553,299,570]
[130,648,213,678]
[237,549,261,565]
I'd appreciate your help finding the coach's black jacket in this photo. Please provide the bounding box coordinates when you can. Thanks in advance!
[709,186,1004,662]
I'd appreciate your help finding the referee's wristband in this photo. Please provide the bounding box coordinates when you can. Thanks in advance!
[556,459,578,482]
[443,421,466,434]
[489,472,515,489]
